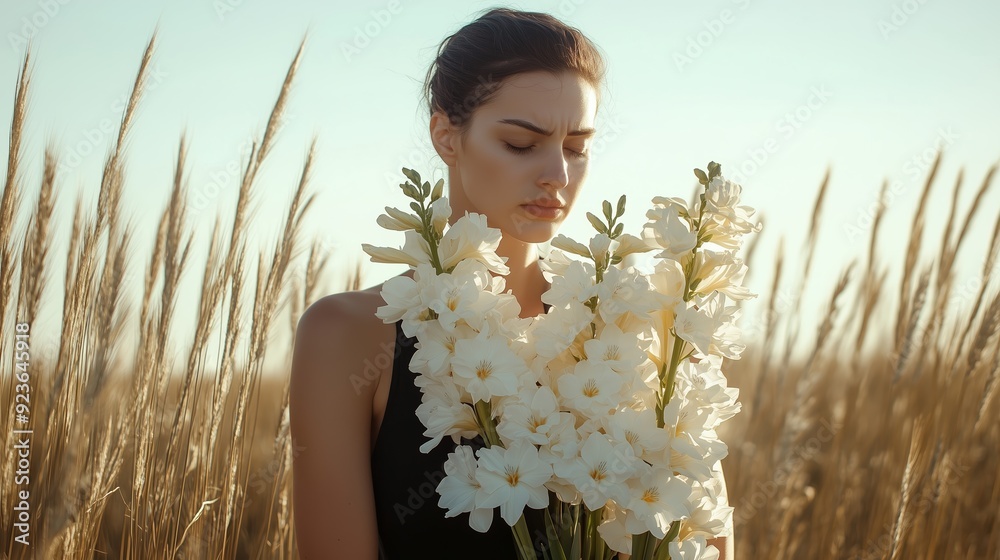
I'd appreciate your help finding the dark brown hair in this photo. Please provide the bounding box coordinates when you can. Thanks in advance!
[422,7,607,140]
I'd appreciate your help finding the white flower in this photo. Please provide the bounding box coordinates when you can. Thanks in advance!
[361,228,432,267]
[703,175,761,239]
[373,270,422,324]
[649,258,686,306]
[424,269,492,332]
[582,322,647,376]
[675,360,741,427]
[673,298,720,358]
[409,320,478,378]
[451,333,525,403]
[691,248,755,301]
[437,445,496,532]
[530,306,592,365]
[556,360,625,418]
[669,535,720,560]
[538,247,575,281]
[603,407,669,462]
[596,501,633,554]
[553,432,636,510]
[663,398,728,482]
[550,233,592,259]
[595,265,657,325]
[682,465,734,540]
[439,212,509,274]
[699,292,746,360]
[543,258,598,310]
[611,233,656,261]
[475,440,552,526]
[414,376,480,453]
[624,465,691,538]
[376,205,423,231]
[497,386,561,447]
[536,411,580,465]
[430,196,451,236]
[589,233,618,269]
[705,176,742,211]
[645,197,697,260]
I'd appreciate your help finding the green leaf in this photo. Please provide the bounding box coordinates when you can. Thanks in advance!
[610,254,623,265]
[652,537,672,560]
[570,520,582,560]
[543,509,569,560]
[616,195,626,218]
[602,200,612,222]
[693,168,708,184]
[586,212,608,233]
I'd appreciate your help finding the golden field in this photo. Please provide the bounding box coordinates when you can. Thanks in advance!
[1,35,997,559]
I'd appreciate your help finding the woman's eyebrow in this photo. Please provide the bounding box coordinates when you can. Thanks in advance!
[497,118,596,137]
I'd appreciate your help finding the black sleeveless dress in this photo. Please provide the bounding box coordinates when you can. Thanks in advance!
[371,300,551,559]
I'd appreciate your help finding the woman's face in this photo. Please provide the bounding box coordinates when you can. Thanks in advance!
[430,70,599,244]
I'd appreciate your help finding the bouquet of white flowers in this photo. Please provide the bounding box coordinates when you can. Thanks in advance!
[362,162,760,560]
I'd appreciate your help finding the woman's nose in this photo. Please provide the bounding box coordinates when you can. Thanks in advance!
[539,149,570,190]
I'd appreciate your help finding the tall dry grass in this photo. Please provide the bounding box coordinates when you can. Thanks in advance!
[1,33,997,559]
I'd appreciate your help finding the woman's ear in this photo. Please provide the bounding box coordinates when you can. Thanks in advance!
[429,110,460,167]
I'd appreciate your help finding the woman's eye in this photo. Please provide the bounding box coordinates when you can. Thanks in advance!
[504,142,534,155]
[504,142,588,159]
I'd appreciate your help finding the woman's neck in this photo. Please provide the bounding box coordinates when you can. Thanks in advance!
[494,234,549,318]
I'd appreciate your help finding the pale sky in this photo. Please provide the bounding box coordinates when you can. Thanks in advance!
[2,0,999,374]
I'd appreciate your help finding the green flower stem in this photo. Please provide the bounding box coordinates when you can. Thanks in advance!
[656,185,708,425]
[650,521,682,560]
[512,513,538,560]
[473,400,501,448]
[579,507,606,560]
[472,401,536,559]
[590,508,600,559]
[417,196,444,273]
[631,531,655,560]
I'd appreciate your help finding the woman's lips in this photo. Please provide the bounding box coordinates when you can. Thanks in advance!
[521,204,562,219]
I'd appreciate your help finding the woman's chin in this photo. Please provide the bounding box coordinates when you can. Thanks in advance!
[503,221,560,244]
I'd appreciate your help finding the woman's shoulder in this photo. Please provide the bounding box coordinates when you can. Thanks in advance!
[291,272,411,391]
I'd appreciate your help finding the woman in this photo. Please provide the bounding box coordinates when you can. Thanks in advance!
[290,7,733,559]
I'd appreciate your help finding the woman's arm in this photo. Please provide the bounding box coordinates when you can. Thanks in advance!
[290,295,380,558]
